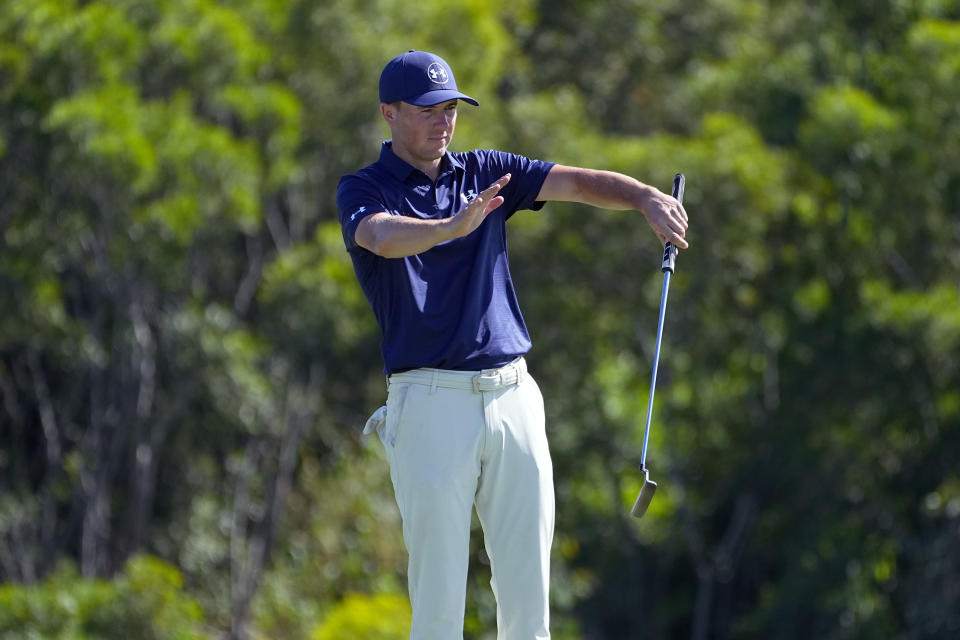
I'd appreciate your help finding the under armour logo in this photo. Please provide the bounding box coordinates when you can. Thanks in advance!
[464,189,478,202]
[427,62,448,84]
[350,206,365,221]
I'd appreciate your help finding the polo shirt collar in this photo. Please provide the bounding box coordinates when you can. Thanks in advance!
[378,141,464,182]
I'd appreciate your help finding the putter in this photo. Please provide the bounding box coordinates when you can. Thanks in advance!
[631,173,684,518]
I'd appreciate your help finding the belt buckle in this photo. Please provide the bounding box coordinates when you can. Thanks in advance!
[472,371,501,393]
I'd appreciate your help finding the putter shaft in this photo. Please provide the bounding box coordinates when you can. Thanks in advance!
[640,267,671,468]
[632,173,684,519]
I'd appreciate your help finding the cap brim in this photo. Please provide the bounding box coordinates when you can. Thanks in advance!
[405,90,479,107]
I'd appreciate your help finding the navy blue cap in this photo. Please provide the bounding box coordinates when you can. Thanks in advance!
[379,50,479,107]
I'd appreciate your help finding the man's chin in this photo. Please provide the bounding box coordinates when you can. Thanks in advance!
[425,138,450,155]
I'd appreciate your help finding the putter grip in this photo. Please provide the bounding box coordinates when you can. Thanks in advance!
[661,173,685,273]
[661,243,677,273]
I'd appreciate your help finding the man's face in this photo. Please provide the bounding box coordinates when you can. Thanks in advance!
[385,99,458,164]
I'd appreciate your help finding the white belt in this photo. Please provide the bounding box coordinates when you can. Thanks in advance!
[389,357,527,393]
[363,358,527,436]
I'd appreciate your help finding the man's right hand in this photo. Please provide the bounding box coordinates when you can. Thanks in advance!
[354,173,511,259]
[446,173,511,239]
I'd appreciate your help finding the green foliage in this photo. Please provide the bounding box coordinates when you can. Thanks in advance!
[1,0,959,638]
[248,445,407,638]
[0,556,208,640]
[310,592,410,640]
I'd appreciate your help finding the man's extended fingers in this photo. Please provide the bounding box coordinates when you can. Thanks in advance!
[480,173,511,198]
[462,174,511,213]
[482,195,505,215]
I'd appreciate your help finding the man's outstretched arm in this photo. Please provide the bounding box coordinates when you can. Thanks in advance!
[355,174,511,258]
[536,165,689,248]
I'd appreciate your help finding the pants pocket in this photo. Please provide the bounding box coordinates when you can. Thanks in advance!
[382,382,411,448]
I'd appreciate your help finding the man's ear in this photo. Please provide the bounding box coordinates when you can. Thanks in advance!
[380,102,398,124]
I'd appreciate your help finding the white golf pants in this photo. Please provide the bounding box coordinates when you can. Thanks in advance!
[372,357,554,640]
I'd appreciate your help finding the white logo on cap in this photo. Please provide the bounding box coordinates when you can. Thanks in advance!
[427,62,448,84]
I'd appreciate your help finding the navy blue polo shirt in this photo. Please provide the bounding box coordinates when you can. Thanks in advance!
[337,141,554,374]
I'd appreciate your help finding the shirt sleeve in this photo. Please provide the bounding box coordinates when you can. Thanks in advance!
[336,175,384,251]
[478,150,555,219]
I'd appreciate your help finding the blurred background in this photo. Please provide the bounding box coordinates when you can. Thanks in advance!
[1,0,958,638]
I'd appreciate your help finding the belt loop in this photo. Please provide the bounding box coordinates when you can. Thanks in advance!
[430,369,439,394]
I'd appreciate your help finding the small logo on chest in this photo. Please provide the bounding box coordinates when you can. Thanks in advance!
[464,189,478,202]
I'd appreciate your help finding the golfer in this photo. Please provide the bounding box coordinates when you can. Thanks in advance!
[337,50,688,640]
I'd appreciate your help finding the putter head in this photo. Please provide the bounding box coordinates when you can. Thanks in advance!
[630,466,658,518]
